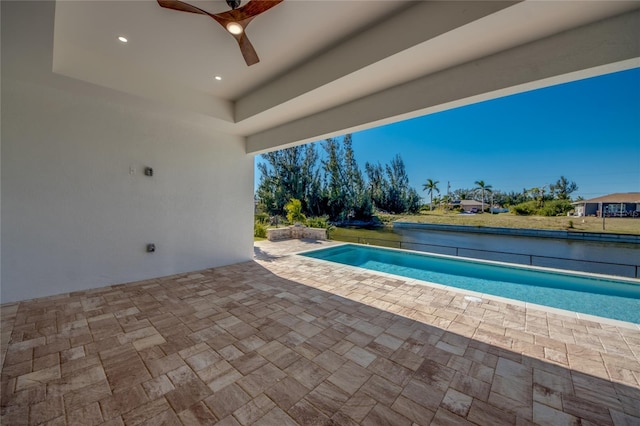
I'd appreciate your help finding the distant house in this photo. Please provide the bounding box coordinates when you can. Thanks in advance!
[572,192,640,217]
[459,199,484,213]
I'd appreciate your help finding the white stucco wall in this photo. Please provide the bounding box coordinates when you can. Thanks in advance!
[1,81,253,304]
[1,2,253,303]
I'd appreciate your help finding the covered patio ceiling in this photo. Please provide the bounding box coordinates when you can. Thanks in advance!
[52,1,640,152]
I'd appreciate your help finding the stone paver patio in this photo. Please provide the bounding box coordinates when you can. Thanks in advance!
[1,239,639,425]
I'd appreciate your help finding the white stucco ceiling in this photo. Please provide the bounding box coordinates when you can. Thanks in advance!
[52,0,640,145]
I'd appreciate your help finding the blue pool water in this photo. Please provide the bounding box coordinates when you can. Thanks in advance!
[302,244,640,324]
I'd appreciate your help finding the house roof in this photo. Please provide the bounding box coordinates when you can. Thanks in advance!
[460,200,483,206]
[575,193,640,204]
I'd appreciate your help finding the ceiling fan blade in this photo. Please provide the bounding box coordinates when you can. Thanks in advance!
[236,0,283,19]
[234,33,260,66]
[213,0,283,26]
[157,0,211,16]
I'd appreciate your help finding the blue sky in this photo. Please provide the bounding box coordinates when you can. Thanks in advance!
[255,67,640,200]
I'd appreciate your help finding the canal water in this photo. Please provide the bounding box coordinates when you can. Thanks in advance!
[332,227,640,278]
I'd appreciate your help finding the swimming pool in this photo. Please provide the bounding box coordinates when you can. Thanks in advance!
[301,244,640,324]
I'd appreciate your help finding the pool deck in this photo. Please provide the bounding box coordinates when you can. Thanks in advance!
[1,238,639,425]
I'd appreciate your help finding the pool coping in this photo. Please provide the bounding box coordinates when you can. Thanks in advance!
[293,242,640,331]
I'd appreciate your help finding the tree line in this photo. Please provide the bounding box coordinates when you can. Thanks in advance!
[256,134,421,222]
[257,133,581,222]
[423,176,579,216]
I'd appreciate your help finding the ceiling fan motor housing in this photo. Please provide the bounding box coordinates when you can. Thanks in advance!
[226,0,242,10]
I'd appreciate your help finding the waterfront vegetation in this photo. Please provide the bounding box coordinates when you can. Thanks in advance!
[254,211,334,239]
[256,134,420,223]
[255,210,639,241]
[255,136,638,240]
[256,135,583,222]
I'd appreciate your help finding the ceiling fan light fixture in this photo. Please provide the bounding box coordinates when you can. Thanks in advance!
[226,22,243,35]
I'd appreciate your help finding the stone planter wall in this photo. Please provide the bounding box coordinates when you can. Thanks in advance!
[267,225,327,241]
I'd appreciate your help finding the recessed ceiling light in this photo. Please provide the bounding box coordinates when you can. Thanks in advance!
[118,36,128,43]
[214,76,222,81]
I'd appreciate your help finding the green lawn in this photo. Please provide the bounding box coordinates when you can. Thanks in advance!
[378,210,640,235]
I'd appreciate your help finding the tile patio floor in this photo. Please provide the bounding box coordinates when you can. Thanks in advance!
[1,239,639,425]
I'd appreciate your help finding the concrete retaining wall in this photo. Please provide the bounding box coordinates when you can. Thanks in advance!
[393,222,640,244]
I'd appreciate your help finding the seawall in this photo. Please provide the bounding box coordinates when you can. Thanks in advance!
[393,222,640,244]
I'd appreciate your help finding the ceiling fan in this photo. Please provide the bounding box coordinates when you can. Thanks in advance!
[157,0,283,66]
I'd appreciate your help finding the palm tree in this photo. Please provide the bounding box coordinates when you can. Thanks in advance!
[432,195,442,210]
[440,194,452,213]
[474,180,493,212]
[422,179,440,211]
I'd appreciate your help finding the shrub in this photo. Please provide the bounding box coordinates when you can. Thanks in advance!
[510,201,537,216]
[510,200,575,217]
[377,214,395,225]
[306,216,335,239]
[325,225,335,239]
[538,199,574,217]
[285,198,306,224]
[305,216,329,228]
[254,213,269,224]
[254,222,267,238]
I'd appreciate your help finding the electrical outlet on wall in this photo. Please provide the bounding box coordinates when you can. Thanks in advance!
[129,165,136,175]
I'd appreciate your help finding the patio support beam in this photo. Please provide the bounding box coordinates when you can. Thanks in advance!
[246,9,640,154]
[235,1,517,123]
